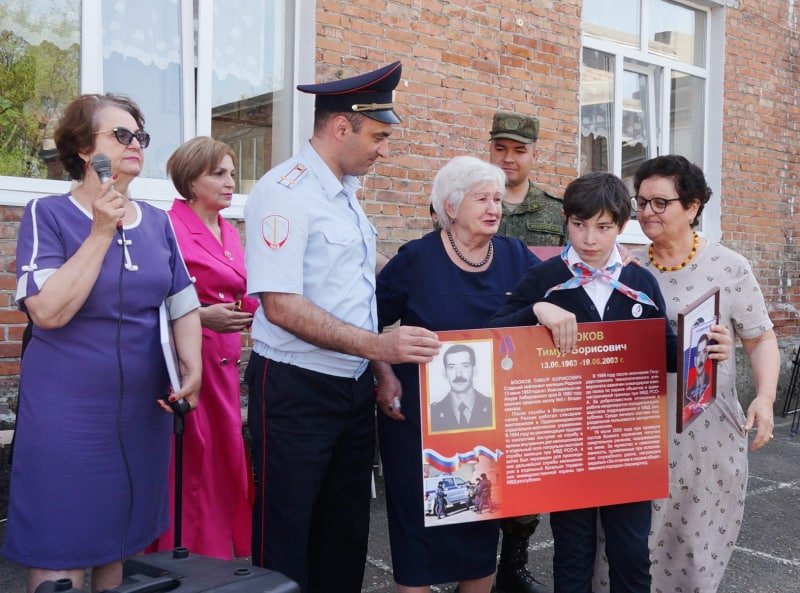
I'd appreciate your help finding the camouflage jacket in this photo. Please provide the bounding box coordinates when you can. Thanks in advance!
[497,182,565,246]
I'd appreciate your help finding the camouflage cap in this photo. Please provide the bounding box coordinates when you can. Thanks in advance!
[490,111,539,144]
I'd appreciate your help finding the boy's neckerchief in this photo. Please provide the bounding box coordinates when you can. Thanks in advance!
[544,244,658,309]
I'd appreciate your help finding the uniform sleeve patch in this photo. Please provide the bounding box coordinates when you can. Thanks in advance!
[262,215,290,250]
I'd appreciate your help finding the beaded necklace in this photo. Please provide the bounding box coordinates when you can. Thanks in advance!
[648,231,699,272]
[446,229,493,268]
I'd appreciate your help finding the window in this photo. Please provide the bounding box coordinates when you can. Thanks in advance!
[206,0,294,195]
[101,1,183,180]
[0,0,303,215]
[0,0,80,181]
[581,0,715,242]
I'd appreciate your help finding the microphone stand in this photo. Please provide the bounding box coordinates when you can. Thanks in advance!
[170,399,191,549]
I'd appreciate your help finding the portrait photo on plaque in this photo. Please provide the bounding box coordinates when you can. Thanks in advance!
[676,288,720,432]
[425,340,496,434]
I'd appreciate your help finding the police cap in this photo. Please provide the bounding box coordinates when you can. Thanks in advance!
[490,111,539,144]
[297,61,402,124]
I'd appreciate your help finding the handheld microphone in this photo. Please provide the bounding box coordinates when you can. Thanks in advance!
[90,153,126,232]
[90,153,112,183]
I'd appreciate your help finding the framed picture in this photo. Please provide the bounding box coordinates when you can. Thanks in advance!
[676,288,720,433]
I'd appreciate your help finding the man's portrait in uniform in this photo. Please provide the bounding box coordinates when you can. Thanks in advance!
[428,342,494,433]
[683,331,715,425]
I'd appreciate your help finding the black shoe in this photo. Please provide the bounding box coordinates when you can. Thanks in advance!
[454,577,549,593]
[494,569,550,593]
[452,570,550,593]
[495,532,551,593]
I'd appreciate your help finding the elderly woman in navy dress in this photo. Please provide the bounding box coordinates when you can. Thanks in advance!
[373,156,574,593]
[1,94,201,593]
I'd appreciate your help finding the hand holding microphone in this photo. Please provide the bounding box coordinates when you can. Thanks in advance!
[90,153,125,233]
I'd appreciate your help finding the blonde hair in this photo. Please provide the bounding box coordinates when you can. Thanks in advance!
[167,136,236,200]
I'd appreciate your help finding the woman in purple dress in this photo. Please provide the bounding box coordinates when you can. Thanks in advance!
[1,94,202,593]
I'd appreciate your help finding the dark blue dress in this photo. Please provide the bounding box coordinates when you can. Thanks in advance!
[376,231,538,586]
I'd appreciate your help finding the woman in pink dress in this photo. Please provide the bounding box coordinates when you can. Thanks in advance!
[150,136,258,559]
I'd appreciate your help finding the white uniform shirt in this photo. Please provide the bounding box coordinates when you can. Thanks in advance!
[244,141,378,378]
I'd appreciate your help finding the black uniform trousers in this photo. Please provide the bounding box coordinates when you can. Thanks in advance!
[550,500,651,593]
[246,353,375,593]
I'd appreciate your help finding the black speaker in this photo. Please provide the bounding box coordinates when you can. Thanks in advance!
[34,549,299,592]
[35,406,300,593]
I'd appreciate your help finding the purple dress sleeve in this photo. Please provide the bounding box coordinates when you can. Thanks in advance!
[15,196,69,305]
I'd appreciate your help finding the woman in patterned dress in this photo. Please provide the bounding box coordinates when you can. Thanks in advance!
[597,155,779,593]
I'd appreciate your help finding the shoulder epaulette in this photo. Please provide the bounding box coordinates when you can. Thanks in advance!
[277,163,308,188]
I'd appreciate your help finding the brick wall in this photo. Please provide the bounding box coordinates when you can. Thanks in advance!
[0,205,24,424]
[720,1,800,339]
[1,1,798,423]
[317,0,583,255]
[318,0,800,341]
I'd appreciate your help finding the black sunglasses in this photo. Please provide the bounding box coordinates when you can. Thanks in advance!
[93,127,151,148]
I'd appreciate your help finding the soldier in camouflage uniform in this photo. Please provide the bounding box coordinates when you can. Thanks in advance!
[490,111,564,247]
[490,112,558,593]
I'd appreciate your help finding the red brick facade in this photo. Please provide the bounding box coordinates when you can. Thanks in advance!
[0,1,797,419]
[720,2,800,337]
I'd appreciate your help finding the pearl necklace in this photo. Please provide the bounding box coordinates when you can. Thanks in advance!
[648,231,699,272]
[446,229,493,268]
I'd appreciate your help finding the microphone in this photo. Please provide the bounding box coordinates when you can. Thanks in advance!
[90,153,112,183]
[91,153,125,233]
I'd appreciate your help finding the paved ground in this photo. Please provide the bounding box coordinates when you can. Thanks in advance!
[1,414,798,592]
[363,413,800,593]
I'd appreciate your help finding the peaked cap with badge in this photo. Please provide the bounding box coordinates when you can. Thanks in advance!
[297,61,403,124]
[490,111,539,144]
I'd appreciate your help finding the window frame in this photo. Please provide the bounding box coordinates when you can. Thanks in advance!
[0,0,314,219]
[581,0,723,244]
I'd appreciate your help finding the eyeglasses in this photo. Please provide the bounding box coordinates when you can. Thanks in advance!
[631,195,681,213]
[93,127,151,148]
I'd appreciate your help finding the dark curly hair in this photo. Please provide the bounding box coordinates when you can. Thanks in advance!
[633,155,712,228]
[54,94,146,181]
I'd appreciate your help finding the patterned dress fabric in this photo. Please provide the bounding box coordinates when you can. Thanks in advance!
[593,240,773,593]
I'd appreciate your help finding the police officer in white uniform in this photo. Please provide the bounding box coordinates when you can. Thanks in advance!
[244,61,440,593]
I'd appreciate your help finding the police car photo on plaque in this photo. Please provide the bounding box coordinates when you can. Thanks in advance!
[425,340,496,434]
[676,287,720,432]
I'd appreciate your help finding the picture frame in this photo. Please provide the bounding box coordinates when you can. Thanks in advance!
[676,288,720,433]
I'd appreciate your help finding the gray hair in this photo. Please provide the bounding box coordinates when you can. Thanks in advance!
[430,156,506,230]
